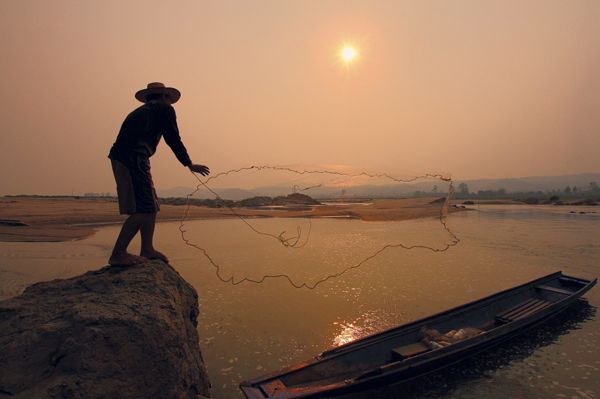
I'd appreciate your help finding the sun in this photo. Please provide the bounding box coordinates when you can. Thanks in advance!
[341,46,356,62]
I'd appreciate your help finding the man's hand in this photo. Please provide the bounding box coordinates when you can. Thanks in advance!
[188,163,210,176]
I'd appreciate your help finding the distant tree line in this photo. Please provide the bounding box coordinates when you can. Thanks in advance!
[449,181,600,200]
[160,193,321,208]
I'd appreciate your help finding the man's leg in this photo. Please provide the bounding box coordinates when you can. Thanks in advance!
[109,213,151,265]
[139,212,169,262]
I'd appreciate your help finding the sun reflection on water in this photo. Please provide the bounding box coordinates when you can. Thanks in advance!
[332,308,407,347]
[333,323,364,346]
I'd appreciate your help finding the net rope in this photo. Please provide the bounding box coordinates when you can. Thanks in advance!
[179,165,460,289]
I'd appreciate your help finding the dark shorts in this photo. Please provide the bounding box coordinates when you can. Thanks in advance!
[110,156,160,215]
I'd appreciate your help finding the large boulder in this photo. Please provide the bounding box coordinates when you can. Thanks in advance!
[0,260,211,399]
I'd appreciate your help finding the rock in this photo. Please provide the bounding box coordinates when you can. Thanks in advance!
[0,260,211,399]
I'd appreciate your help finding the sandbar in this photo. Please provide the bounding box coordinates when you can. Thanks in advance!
[0,197,466,242]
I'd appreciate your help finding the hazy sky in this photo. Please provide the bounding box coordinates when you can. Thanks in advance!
[1,1,599,195]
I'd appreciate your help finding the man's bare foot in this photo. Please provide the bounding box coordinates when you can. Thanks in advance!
[140,249,169,263]
[109,251,146,266]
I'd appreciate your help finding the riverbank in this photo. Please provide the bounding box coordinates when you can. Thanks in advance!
[0,196,466,242]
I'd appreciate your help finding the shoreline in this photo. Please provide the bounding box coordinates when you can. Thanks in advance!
[1,197,469,242]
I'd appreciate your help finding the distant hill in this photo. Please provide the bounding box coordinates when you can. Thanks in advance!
[157,173,600,199]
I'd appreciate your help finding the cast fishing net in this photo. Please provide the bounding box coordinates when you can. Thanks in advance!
[179,165,460,289]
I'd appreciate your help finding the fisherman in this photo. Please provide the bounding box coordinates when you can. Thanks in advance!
[108,82,210,266]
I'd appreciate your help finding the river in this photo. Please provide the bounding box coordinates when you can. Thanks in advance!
[1,204,598,399]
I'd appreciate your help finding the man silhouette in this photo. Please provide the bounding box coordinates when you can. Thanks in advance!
[108,82,209,265]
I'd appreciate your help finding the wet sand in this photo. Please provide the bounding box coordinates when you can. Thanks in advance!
[0,196,465,242]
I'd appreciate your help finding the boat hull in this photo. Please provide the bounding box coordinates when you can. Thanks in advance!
[240,272,596,399]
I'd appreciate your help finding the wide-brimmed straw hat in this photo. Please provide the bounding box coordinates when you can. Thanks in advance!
[135,82,181,104]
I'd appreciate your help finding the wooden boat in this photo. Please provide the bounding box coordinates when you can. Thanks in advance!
[240,271,596,399]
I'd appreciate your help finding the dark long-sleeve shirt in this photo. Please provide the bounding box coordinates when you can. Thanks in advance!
[108,100,191,166]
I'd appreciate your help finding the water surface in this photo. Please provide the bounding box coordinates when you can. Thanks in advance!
[0,205,598,399]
